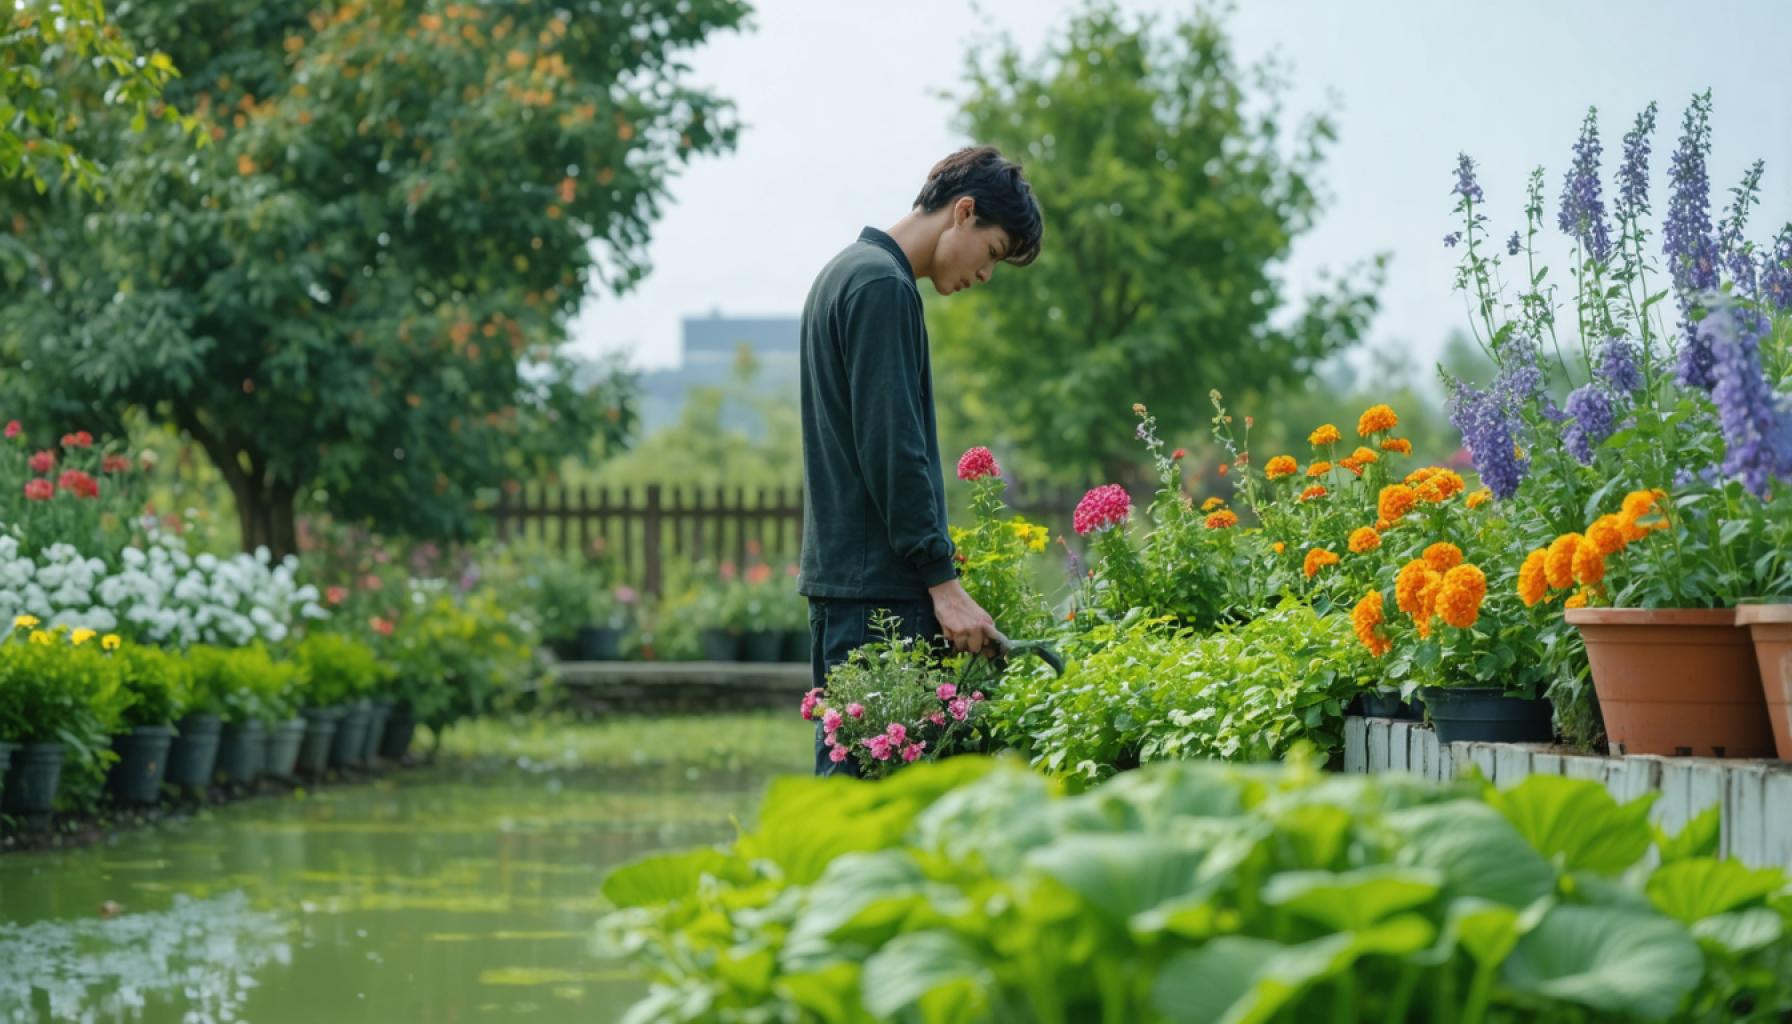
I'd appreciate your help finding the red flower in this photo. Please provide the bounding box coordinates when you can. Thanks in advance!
[359,573,384,591]
[101,454,131,474]
[28,450,55,474]
[1073,484,1132,535]
[746,562,773,585]
[58,469,100,499]
[60,431,93,449]
[1171,448,1187,461]
[956,446,1001,481]
[326,586,349,606]
[23,479,53,501]
[370,616,395,637]
[3,421,19,439]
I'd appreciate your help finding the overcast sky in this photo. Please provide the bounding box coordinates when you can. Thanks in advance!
[567,0,1792,371]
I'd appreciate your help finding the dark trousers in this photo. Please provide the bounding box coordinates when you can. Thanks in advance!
[809,597,943,777]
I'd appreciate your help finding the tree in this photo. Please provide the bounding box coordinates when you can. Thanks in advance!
[930,3,1384,486]
[1,0,748,556]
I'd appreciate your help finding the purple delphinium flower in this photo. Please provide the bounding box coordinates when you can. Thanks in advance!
[1678,317,1718,392]
[1716,159,1765,296]
[1614,102,1658,222]
[1443,232,1461,248]
[1599,336,1644,395]
[1448,379,1527,499]
[1559,109,1613,263]
[1506,231,1522,256]
[1761,225,1792,313]
[1563,383,1617,464]
[1664,93,1718,296]
[1453,153,1485,204]
[1493,335,1563,421]
[1703,297,1792,498]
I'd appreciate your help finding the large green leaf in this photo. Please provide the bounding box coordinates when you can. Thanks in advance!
[859,930,992,1023]
[1260,866,1442,932]
[1152,937,1287,1024]
[1645,858,1789,925]
[1024,833,1205,924]
[777,961,876,1024]
[1654,804,1722,863]
[1502,904,1704,1018]
[1689,908,1784,956]
[1488,775,1655,875]
[601,847,745,909]
[1445,897,1550,968]
[912,766,1061,877]
[1385,801,1556,907]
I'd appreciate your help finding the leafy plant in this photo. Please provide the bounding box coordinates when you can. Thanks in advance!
[113,642,193,728]
[0,623,129,778]
[295,633,385,708]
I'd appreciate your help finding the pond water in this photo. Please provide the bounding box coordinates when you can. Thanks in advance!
[0,717,809,1023]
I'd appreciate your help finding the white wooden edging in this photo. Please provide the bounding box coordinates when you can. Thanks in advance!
[1341,716,1792,869]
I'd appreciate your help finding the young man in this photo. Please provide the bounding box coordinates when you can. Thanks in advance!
[797,146,1044,777]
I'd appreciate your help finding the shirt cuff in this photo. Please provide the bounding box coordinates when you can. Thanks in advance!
[916,554,959,588]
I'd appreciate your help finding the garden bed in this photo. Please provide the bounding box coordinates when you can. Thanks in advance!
[1343,715,1792,869]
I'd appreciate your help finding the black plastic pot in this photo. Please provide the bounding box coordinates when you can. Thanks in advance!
[215,719,266,785]
[265,718,307,780]
[3,742,64,825]
[165,713,222,789]
[740,630,784,663]
[329,701,372,768]
[699,628,741,663]
[1360,689,1425,721]
[361,700,394,763]
[379,705,417,761]
[107,724,176,805]
[783,629,812,664]
[576,626,624,661]
[1421,686,1555,745]
[297,706,342,777]
[0,741,12,806]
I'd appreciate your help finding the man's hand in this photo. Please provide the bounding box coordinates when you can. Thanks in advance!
[928,578,1001,656]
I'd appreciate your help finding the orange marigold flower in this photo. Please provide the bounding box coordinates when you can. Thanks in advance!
[1378,484,1417,522]
[1303,547,1341,578]
[1587,514,1626,555]
[1375,517,1392,531]
[1265,455,1298,479]
[1404,466,1439,486]
[1272,541,1287,554]
[1415,469,1466,504]
[1357,404,1399,436]
[1348,527,1381,553]
[1395,559,1441,619]
[1205,509,1239,529]
[1309,424,1342,446]
[1436,564,1487,629]
[1339,456,1366,476]
[1380,437,1414,455]
[1201,496,1227,512]
[1465,488,1492,509]
[1572,537,1606,586]
[1545,533,1583,590]
[1348,447,1380,467]
[1299,485,1328,502]
[1422,542,1463,572]
[1517,548,1549,607]
[1308,461,1333,477]
[1565,590,1590,609]
[1352,590,1392,657]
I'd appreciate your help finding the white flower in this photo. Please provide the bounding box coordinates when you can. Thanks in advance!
[196,553,219,573]
[121,546,147,568]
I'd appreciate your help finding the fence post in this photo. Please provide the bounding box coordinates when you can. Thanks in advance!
[644,483,664,597]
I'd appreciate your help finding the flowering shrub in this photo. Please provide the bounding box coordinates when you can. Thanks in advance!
[948,446,1053,639]
[0,424,146,559]
[0,622,130,789]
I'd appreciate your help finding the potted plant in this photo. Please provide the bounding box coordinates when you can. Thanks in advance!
[106,641,189,805]
[1738,603,1792,759]
[166,645,228,793]
[215,645,300,785]
[765,566,810,663]
[737,563,787,663]
[692,567,743,662]
[0,621,129,825]
[297,633,383,770]
[260,651,309,782]
[577,583,633,662]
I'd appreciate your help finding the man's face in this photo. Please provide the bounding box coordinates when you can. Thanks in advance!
[929,196,1013,297]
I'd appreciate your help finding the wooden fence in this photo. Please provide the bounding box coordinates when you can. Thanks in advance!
[489,481,1092,596]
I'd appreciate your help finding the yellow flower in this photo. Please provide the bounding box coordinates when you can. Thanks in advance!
[1201,496,1227,512]
[1272,541,1287,554]
[13,615,39,630]
[1422,542,1463,573]
[1308,424,1342,446]
[1205,509,1240,529]
[1307,461,1333,478]
[102,634,122,650]
[1353,590,1391,657]
[1303,548,1341,578]
[1546,533,1583,590]
[1380,437,1413,455]
[70,628,97,646]
[1357,404,1399,436]
[1265,455,1299,480]
[1378,484,1417,522]
[1465,488,1492,509]
[1517,548,1549,607]
[1348,527,1381,553]
[27,630,53,646]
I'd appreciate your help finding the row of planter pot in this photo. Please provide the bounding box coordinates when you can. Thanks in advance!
[0,700,421,828]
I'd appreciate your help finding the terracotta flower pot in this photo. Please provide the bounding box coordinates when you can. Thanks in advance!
[1736,604,1792,760]
[1565,607,1773,757]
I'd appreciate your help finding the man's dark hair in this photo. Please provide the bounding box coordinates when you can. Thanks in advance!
[912,146,1043,266]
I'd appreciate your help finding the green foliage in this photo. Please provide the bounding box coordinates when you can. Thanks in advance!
[0,629,128,767]
[601,761,1792,1023]
[1,0,748,552]
[396,589,540,734]
[948,469,1054,638]
[511,550,622,641]
[114,643,193,727]
[186,644,302,724]
[295,632,385,708]
[988,602,1368,781]
[930,3,1382,481]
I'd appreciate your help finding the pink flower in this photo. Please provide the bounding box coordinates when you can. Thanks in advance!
[1073,484,1132,535]
[949,698,971,722]
[901,742,926,763]
[3,421,19,439]
[325,586,349,606]
[800,688,823,721]
[929,712,946,727]
[822,709,843,733]
[370,616,395,637]
[613,585,638,605]
[885,722,908,745]
[100,454,131,474]
[971,691,986,702]
[23,479,53,502]
[57,469,99,499]
[846,703,864,719]
[828,744,848,763]
[936,682,957,701]
[955,446,1001,481]
[60,431,93,449]
[28,450,55,475]
[863,735,893,760]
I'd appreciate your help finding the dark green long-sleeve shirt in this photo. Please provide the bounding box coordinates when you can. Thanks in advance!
[797,227,956,600]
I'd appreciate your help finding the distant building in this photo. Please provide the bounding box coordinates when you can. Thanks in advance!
[636,312,801,435]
